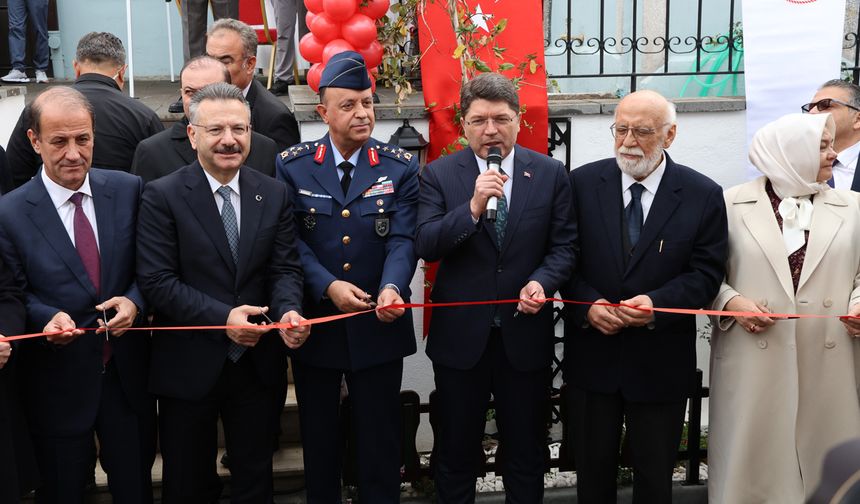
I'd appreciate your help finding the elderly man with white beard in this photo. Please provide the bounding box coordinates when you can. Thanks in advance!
[561,90,728,504]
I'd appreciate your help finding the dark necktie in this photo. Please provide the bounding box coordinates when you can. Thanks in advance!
[69,192,109,363]
[495,168,508,248]
[217,186,245,362]
[626,183,645,248]
[339,161,353,196]
[828,160,838,188]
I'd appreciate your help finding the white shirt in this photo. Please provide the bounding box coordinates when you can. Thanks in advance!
[41,169,100,250]
[203,169,242,236]
[475,146,515,205]
[332,143,362,181]
[621,154,667,222]
[833,140,860,190]
[241,80,253,98]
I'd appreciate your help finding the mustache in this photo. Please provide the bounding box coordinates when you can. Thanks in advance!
[617,146,644,156]
[213,145,242,154]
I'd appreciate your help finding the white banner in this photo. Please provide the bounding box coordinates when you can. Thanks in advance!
[743,0,846,178]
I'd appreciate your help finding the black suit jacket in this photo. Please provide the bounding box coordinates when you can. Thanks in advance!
[0,169,151,436]
[247,79,300,151]
[131,119,278,183]
[6,74,164,188]
[137,162,303,401]
[0,254,37,501]
[562,153,727,402]
[415,146,576,372]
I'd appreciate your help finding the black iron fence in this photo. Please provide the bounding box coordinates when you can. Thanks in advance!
[544,0,744,95]
[844,7,860,83]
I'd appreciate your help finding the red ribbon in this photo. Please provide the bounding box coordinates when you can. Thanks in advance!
[0,298,851,343]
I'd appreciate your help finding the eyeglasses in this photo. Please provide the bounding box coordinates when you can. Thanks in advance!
[801,98,860,113]
[610,123,669,139]
[191,123,251,137]
[464,115,517,128]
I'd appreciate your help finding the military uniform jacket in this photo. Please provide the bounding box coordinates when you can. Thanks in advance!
[276,135,418,371]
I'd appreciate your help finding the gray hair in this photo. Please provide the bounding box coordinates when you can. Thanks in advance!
[819,79,860,109]
[76,32,126,67]
[665,101,677,125]
[209,18,258,58]
[188,82,250,123]
[460,73,520,116]
[180,55,231,85]
[30,87,95,137]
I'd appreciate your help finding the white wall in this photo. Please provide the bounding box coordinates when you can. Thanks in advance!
[0,91,26,149]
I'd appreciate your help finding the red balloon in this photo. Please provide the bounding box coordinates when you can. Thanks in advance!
[322,0,356,22]
[357,40,383,68]
[368,70,376,92]
[304,0,323,14]
[299,33,326,63]
[307,63,324,93]
[341,14,377,48]
[359,0,389,19]
[305,11,316,29]
[368,66,378,75]
[322,39,357,64]
[309,12,342,43]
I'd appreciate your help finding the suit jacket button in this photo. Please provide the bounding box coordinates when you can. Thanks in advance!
[823,298,833,308]
[341,209,351,218]
[825,340,836,349]
[343,263,352,272]
[342,236,351,245]
[758,339,767,349]
[496,266,503,273]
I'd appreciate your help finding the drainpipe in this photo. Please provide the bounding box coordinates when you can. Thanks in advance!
[48,30,64,80]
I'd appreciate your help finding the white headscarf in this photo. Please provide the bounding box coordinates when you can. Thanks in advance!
[748,113,836,255]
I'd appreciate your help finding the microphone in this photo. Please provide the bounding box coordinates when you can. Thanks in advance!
[485,146,503,221]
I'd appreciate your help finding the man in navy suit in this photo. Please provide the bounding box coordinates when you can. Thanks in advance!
[276,51,419,503]
[563,90,727,503]
[0,87,155,503]
[137,82,308,503]
[416,72,576,503]
[804,79,860,191]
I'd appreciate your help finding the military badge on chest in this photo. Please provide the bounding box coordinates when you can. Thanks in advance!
[304,207,317,231]
[374,198,389,237]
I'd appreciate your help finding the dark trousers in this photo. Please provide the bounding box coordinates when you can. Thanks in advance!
[180,0,239,61]
[566,386,687,504]
[159,356,275,504]
[432,331,550,504]
[292,359,404,504]
[32,361,156,504]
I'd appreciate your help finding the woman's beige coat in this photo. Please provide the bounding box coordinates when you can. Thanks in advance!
[708,177,860,504]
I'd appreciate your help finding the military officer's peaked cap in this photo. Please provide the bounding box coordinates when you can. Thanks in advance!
[320,51,371,91]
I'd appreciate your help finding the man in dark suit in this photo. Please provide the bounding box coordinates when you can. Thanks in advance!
[276,51,418,504]
[137,82,308,503]
[0,86,155,503]
[206,18,300,151]
[132,55,278,183]
[804,79,860,190]
[0,255,38,503]
[563,90,727,504]
[415,72,576,503]
[6,31,164,188]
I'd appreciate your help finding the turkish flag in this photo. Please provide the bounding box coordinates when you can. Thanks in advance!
[417,0,549,336]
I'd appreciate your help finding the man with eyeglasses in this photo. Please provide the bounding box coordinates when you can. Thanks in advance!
[561,89,727,503]
[276,51,419,504]
[416,72,576,503]
[137,82,309,503]
[803,79,860,190]
[132,56,278,183]
[4,31,163,191]
[205,18,300,151]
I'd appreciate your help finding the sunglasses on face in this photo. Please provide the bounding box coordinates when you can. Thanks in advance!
[801,98,860,113]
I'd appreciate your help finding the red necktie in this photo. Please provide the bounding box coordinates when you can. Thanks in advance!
[69,193,110,364]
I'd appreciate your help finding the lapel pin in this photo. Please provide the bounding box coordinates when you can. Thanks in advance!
[524,171,532,179]
[255,194,262,202]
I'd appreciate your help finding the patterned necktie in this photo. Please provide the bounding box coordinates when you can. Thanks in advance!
[217,186,244,362]
[69,192,109,363]
[339,161,353,196]
[495,168,508,248]
[626,183,645,248]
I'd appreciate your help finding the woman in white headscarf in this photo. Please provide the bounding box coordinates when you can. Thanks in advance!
[707,113,860,504]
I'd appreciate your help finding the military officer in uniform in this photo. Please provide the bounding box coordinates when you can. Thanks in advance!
[275,51,419,504]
